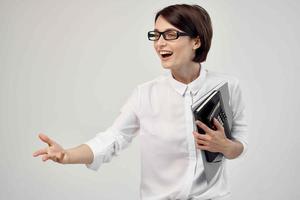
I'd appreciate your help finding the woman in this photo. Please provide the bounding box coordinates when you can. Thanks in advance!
[33,4,247,200]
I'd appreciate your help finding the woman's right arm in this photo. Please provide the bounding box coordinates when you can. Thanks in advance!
[33,133,94,165]
[33,87,140,167]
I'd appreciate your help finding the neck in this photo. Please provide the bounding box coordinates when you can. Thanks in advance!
[171,63,201,84]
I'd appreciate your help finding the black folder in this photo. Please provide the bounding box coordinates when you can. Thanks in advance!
[192,82,233,163]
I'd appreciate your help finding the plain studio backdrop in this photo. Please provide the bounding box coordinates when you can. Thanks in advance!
[0,0,299,199]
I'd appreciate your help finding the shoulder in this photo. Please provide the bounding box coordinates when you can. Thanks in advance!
[135,74,169,93]
[205,69,240,89]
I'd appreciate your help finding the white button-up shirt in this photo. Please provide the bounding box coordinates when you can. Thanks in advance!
[85,66,248,200]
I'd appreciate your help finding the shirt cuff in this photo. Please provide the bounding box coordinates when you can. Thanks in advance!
[232,137,248,159]
[83,130,117,171]
[84,140,103,171]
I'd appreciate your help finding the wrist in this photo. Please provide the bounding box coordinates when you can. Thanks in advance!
[62,149,71,164]
[222,139,234,159]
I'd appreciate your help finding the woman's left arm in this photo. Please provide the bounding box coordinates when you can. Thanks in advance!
[193,78,248,159]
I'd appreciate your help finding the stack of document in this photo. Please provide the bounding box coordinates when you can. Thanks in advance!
[192,82,233,163]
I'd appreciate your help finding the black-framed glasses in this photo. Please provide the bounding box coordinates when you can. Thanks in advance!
[147,30,191,41]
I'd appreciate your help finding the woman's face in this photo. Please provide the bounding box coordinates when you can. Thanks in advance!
[153,15,199,71]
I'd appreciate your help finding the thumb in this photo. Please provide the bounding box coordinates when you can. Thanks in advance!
[38,133,54,146]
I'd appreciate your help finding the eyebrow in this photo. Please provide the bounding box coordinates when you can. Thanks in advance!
[153,28,179,32]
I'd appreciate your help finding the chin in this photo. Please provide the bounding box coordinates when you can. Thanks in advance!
[161,62,173,69]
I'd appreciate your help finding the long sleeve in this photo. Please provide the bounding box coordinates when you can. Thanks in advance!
[229,78,248,158]
[84,87,140,171]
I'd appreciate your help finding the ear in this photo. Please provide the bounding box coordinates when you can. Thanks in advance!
[193,36,201,50]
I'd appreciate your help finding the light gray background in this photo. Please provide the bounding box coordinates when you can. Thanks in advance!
[1,0,299,199]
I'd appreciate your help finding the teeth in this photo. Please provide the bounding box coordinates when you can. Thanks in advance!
[159,51,173,55]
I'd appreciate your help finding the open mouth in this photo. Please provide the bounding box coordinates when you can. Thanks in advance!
[159,50,173,59]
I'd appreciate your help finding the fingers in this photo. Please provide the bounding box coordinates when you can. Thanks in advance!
[213,118,224,131]
[195,121,213,135]
[193,120,226,152]
[195,143,209,151]
[193,131,211,141]
[42,154,50,162]
[193,136,211,151]
[34,133,65,163]
[195,139,209,146]
[42,154,57,162]
[41,152,62,163]
[33,148,48,157]
[38,133,54,146]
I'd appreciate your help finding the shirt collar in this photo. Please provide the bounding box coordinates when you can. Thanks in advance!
[167,64,207,96]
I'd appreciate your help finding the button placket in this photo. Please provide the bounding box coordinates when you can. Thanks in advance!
[178,87,198,199]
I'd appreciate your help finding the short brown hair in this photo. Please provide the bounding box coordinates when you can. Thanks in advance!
[155,4,213,63]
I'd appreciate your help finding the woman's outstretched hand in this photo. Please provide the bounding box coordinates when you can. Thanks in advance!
[33,133,69,164]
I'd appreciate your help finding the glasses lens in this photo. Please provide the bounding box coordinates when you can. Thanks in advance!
[164,30,178,40]
[148,31,160,41]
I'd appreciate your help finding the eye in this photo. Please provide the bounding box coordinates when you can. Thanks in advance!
[164,30,178,39]
[148,31,160,41]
